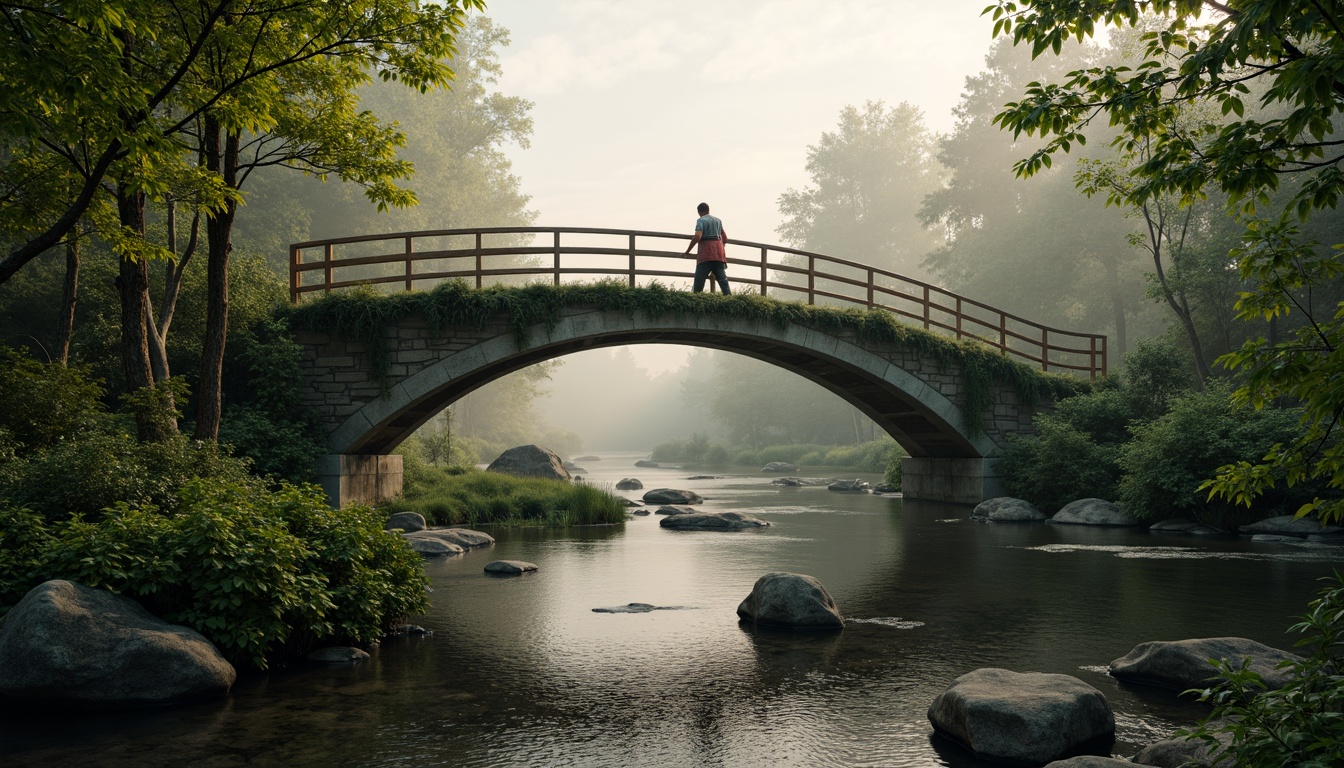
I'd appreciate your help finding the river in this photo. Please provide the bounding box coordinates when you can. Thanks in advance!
[3,452,1342,767]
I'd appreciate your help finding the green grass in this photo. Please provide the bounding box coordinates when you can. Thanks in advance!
[286,279,1088,437]
[386,461,626,527]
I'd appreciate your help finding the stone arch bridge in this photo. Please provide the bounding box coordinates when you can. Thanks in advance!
[288,227,1106,507]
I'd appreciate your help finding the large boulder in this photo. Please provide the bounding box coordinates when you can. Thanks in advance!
[635,459,659,468]
[615,478,643,490]
[659,511,770,530]
[486,444,570,481]
[972,497,1046,522]
[642,488,703,505]
[736,572,844,630]
[655,505,698,515]
[0,580,235,707]
[1052,498,1140,526]
[761,462,798,473]
[927,668,1115,766]
[403,536,464,557]
[1240,515,1344,538]
[1109,637,1301,692]
[386,511,426,532]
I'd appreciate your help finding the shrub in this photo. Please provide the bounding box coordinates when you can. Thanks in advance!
[13,478,428,670]
[884,447,902,489]
[998,419,1123,513]
[0,346,106,459]
[0,506,52,612]
[1117,384,1310,521]
[389,465,626,527]
[1185,572,1344,766]
[0,431,254,522]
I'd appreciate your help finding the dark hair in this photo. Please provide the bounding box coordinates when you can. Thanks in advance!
[697,203,709,215]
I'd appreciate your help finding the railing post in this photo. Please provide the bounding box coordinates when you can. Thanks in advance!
[1090,335,1098,380]
[1041,327,1049,371]
[323,243,333,294]
[955,297,963,339]
[628,234,636,287]
[553,230,561,286]
[923,286,931,330]
[867,268,874,308]
[808,255,815,304]
[404,236,414,292]
[289,244,300,303]
[998,313,1007,354]
[474,232,482,289]
[760,247,768,297]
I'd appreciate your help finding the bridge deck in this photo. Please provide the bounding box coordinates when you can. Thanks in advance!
[290,226,1106,378]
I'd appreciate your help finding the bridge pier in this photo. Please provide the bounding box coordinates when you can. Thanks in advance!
[900,457,1003,506]
[317,454,404,508]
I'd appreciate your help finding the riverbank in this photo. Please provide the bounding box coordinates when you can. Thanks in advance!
[386,459,627,527]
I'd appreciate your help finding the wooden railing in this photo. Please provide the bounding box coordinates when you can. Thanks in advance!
[290,226,1107,378]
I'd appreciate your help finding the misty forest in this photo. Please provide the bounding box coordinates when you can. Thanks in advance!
[2,2,1344,767]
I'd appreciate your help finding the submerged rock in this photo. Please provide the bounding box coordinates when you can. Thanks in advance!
[386,511,426,532]
[484,560,539,575]
[828,479,871,492]
[761,462,798,473]
[1149,518,1200,532]
[659,511,770,530]
[771,476,832,487]
[629,508,650,516]
[486,444,570,481]
[575,455,601,462]
[736,572,843,630]
[1052,498,1139,526]
[1132,728,1233,767]
[972,497,1045,522]
[1045,758,1134,768]
[687,475,723,480]
[1109,637,1302,692]
[642,488,703,504]
[635,460,659,468]
[562,463,587,474]
[1240,515,1344,538]
[654,505,697,515]
[0,580,236,707]
[591,603,688,614]
[408,528,495,550]
[615,478,643,490]
[308,647,370,664]
[872,483,899,494]
[927,668,1114,766]
[404,536,465,557]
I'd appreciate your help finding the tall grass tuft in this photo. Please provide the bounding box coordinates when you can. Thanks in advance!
[388,460,626,527]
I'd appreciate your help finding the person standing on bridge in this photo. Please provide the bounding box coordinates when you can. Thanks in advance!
[683,202,731,294]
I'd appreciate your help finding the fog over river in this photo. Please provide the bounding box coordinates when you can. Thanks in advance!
[3,455,1340,767]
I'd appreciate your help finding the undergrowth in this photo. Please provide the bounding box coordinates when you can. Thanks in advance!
[286,280,1086,436]
[387,457,626,527]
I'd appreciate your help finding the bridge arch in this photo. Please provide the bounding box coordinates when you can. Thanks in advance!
[297,306,1056,508]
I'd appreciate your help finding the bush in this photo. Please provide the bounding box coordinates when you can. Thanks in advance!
[999,419,1123,513]
[0,506,52,612]
[1186,572,1344,766]
[389,463,626,527]
[4,478,428,670]
[0,346,106,459]
[1117,384,1310,521]
[219,318,326,482]
[0,431,254,522]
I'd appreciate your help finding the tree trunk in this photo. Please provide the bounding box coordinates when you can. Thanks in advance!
[116,185,173,441]
[57,234,80,365]
[1099,254,1127,362]
[193,119,238,442]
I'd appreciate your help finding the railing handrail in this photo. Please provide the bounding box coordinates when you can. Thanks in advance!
[289,226,1107,378]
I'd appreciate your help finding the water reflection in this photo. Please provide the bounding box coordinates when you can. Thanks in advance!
[2,453,1341,767]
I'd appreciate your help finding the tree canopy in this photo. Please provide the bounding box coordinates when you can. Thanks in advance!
[989,0,1344,521]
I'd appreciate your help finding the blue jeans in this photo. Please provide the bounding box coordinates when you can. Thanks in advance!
[693,260,730,294]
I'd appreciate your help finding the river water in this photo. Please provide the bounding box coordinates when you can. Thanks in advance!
[4,453,1342,767]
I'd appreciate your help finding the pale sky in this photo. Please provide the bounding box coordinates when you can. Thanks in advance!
[484,1,999,371]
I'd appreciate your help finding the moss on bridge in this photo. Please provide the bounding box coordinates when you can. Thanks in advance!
[285,279,1087,435]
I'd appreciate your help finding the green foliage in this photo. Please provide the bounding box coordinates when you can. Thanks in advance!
[0,506,53,613]
[219,318,326,482]
[288,280,1085,437]
[989,0,1344,523]
[4,479,428,670]
[0,430,253,522]
[1118,383,1311,522]
[884,448,903,490]
[0,346,106,458]
[652,437,903,473]
[390,459,625,527]
[999,420,1123,513]
[1185,572,1344,767]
